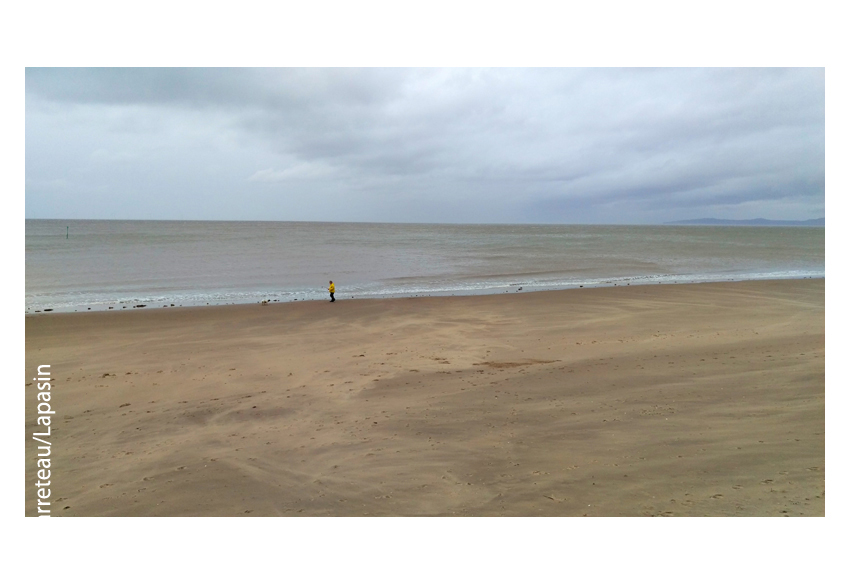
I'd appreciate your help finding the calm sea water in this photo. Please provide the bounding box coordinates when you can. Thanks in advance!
[25,220,825,313]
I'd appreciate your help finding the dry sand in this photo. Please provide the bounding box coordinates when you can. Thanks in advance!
[24,279,824,516]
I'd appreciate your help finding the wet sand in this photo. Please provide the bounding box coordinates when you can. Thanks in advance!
[24,279,825,516]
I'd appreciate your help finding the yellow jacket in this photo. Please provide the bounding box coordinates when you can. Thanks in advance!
[329,283,335,293]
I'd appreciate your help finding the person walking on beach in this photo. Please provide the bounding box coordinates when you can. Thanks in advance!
[329,280,335,302]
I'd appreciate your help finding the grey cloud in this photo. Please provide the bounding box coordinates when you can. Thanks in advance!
[25,68,824,223]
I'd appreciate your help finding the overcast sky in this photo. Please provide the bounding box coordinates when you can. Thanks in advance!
[25,67,824,224]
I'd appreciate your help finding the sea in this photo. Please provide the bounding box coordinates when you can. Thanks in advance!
[25,220,825,313]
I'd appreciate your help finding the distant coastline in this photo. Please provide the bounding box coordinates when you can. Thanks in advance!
[665,218,825,227]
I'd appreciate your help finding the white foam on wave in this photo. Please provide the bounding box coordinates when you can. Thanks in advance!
[26,268,826,314]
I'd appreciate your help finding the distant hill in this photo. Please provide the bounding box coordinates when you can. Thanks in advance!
[665,218,825,227]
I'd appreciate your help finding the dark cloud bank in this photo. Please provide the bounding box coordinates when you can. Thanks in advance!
[25,68,824,224]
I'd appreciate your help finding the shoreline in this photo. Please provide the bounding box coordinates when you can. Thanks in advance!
[25,273,826,315]
[25,279,825,516]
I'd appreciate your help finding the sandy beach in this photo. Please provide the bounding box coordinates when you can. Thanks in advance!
[24,279,824,516]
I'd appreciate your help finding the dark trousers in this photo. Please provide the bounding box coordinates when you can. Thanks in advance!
[330,293,335,302]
